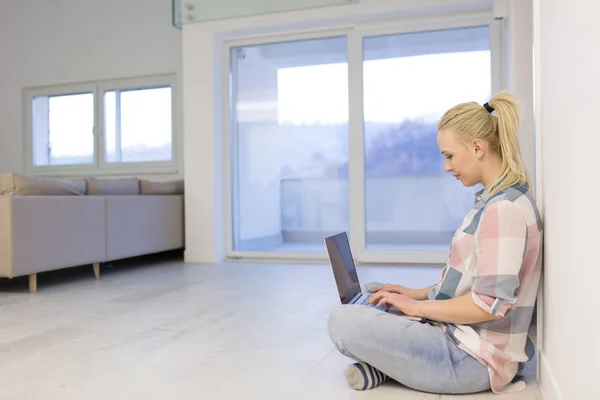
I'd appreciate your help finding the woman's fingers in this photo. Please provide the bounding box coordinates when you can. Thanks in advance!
[367,292,381,304]
[372,284,392,293]
[368,291,388,305]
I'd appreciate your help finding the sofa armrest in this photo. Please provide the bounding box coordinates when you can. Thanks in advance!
[0,196,106,278]
[0,197,13,277]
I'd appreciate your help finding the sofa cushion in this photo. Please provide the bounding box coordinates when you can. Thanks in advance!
[0,173,84,196]
[57,178,87,194]
[104,196,184,261]
[139,179,184,195]
[86,177,139,195]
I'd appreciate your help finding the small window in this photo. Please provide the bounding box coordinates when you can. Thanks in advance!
[25,75,177,176]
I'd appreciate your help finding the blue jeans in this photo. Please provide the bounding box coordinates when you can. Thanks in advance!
[327,305,492,394]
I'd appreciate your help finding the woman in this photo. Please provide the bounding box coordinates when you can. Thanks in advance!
[327,93,542,395]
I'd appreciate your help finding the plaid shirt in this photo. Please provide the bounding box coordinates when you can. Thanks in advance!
[428,184,543,394]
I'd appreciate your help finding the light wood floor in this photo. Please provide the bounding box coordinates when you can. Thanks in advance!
[0,256,542,400]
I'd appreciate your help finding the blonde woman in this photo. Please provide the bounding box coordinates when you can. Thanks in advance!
[328,93,542,395]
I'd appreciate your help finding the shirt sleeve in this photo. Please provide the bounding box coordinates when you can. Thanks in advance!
[471,200,527,317]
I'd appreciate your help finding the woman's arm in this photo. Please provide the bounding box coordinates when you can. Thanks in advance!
[371,284,433,300]
[370,201,527,325]
[368,291,502,324]
[405,286,433,301]
[416,294,503,324]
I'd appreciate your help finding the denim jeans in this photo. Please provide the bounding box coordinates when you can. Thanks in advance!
[327,304,492,394]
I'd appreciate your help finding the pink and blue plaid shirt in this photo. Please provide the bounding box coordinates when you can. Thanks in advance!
[429,184,543,394]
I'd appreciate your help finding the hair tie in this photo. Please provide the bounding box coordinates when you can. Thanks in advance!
[483,102,495,113]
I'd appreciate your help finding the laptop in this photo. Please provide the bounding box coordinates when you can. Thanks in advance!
[324,232,390,312]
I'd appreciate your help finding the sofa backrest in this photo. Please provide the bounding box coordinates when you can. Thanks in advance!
[0,173,85,196]
[86,177,140,195]
[0,173,184,197]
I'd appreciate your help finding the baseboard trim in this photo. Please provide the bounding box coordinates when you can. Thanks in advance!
[184,249,222,263]
[539,351,564,400]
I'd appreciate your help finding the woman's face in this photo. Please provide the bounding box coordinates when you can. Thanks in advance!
[437,128,483,187]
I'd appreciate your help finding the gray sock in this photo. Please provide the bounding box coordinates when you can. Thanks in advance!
[344,362,389,390]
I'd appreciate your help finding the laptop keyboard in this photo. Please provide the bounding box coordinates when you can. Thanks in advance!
[354,293,389,311]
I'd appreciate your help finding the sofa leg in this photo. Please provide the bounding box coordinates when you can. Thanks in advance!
[93,263,100,280]
[29,274,37,293]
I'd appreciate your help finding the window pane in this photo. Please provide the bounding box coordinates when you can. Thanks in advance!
[231,37,349,252]
[105,87,172,163]
[32,93,94,166]
[363,26,491,250]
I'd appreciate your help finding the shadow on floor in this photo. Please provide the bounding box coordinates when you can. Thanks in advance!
[0,250,184,294]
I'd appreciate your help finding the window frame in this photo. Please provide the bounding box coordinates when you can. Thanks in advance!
[23,74,178,177]
[350,16,505,265]
[222,11,507,263]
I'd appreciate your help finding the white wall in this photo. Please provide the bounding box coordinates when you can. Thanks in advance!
[0,0,182,178]
[534,0,600,399]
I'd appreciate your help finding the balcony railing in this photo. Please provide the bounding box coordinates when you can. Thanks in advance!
[235,175,475,252]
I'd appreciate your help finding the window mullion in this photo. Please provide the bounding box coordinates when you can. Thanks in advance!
[95,84,103,169]
[347,29,366,260]
[115,90,122,163]
[44,97,51,166]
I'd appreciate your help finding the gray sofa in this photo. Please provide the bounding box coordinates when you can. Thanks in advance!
[0,173,184,292]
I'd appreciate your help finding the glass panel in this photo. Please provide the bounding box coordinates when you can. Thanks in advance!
[177,0,356,25]
[104,87,172,163]
[363,26,492,251]
[32,93,94,166]
[230,36,349,252]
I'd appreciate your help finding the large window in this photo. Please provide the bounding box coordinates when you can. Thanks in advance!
[25,75,176,175]
[227,20,498,262]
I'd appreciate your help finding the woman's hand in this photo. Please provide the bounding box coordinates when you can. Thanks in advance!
[367,291,421,317]
[370,283,410,295]
[371,283,432,301]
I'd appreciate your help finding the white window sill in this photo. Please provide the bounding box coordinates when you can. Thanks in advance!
[25,163,179,178]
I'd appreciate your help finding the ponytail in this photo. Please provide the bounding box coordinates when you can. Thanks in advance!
[438,92,531,198]
[486,93,530,197]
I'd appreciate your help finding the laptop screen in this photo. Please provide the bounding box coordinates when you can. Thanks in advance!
[325,232,361,304]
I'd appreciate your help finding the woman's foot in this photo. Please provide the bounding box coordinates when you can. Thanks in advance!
[344,362,389,390]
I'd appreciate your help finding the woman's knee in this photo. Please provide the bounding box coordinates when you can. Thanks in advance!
[328,305,352,339]
[327,304,376,341]
[327,305,363,358]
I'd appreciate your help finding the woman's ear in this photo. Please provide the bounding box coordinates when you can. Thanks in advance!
[472,139,486,159]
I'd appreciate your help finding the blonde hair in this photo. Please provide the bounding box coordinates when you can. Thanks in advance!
[438,92,530,198]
